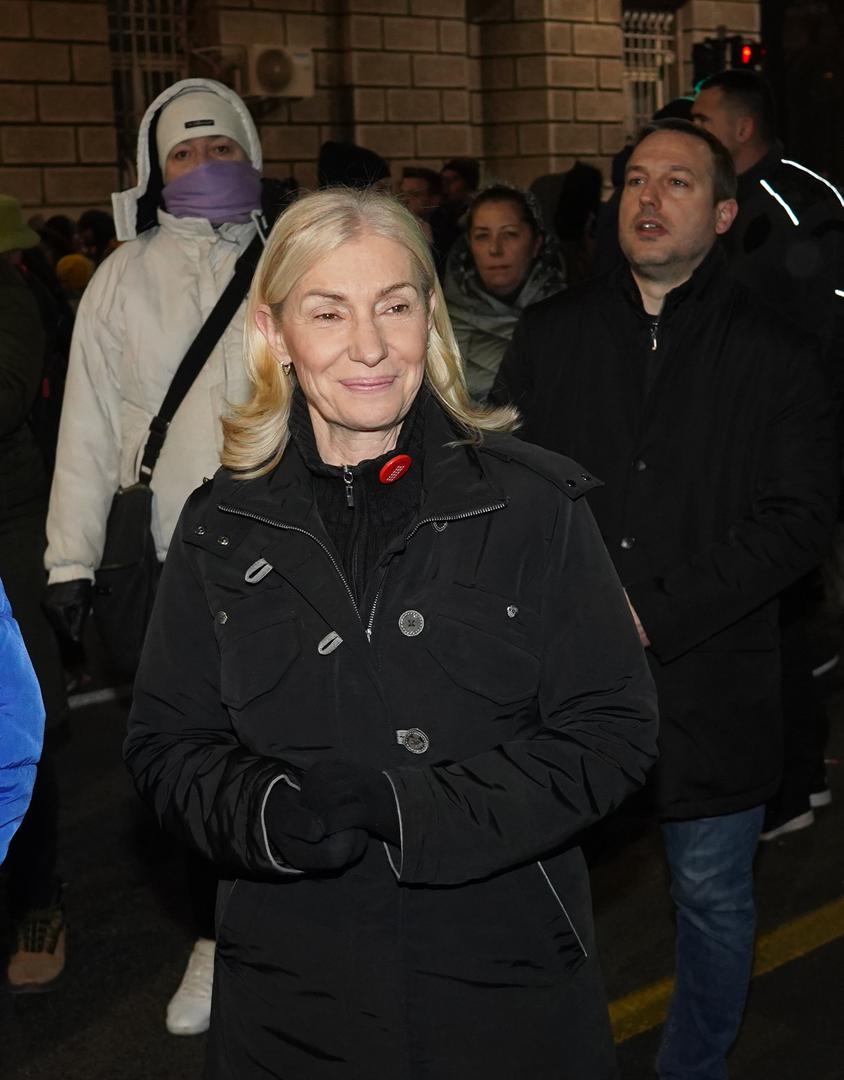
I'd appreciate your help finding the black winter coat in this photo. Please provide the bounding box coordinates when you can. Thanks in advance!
[125,401,658,1079]
[0,259,48,520]
[492,247,838,820]
[724,149,844,380]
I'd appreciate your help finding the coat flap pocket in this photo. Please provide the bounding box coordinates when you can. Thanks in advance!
[425,585,540,705]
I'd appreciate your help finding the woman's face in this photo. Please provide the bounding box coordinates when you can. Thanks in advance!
[258,232,431,447]
[469,199,542,298]
[163,135,247,183]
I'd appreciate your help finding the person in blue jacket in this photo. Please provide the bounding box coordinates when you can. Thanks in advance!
[0,578,44,864]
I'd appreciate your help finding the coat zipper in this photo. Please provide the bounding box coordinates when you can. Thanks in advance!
[342,465,355,507]
[218,499,507,644]
[217,505,360,618]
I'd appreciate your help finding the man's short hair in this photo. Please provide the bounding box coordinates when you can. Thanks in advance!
[699,69,777,146]
[441,157,480,191]
[635,118,738,203]
[401,166,443,197]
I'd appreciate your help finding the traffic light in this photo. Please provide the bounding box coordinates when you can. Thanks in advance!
[693,35,765,87]
[728,36,765,69]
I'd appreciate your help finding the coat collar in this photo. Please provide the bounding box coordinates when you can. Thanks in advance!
[206,394,507,661]
[214,391,507,538]
[614,241,726,323]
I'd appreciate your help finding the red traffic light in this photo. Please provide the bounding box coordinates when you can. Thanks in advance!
[741,44,753,65]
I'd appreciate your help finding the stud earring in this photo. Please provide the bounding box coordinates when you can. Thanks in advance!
[281,361,292,376]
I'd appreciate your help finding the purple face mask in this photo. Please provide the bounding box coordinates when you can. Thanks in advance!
[161,161,262,225]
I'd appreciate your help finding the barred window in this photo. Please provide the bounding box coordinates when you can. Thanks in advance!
[107,0,192,187]
[622,10,678,137]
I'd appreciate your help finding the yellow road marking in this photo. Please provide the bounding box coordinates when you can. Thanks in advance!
[610,895,844,1044]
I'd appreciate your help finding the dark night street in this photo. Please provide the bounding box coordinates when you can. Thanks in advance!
[2,665,843,1079]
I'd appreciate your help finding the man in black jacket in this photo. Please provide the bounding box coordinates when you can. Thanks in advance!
[692,70,844,842]
[491,120,838,1080]
[692,69,843,377]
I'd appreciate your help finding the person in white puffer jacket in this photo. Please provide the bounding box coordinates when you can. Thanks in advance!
[41,77,280,1039]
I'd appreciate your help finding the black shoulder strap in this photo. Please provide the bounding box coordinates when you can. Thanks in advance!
[138,230,264,482]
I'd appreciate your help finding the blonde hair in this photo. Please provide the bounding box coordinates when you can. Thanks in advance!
[222,187,518,477]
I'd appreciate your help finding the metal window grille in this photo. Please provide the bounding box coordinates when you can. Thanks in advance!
[108,0,191,187]
[622,10,677,136]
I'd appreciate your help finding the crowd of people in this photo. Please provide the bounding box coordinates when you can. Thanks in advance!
[1,68,842,1080]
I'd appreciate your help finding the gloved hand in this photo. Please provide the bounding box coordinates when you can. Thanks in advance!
[42,579,92,644]
[301,760,400,846]
[265,778,368,872]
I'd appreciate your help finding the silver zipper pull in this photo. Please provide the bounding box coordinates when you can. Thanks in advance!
[650,320,659,351]
[342,465,354,508]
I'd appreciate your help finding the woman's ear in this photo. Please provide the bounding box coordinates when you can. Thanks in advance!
[255,304,289,364]
[427,288,437,331]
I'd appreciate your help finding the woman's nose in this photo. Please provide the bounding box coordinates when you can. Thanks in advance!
[349,317,388,366]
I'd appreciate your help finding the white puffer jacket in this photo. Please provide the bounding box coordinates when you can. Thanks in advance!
[46,79,263,583]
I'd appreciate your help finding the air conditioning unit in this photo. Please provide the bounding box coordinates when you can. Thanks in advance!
[243,45,314,99]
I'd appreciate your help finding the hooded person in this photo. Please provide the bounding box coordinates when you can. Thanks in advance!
[40,78,281,1035]
[444,183,566,402]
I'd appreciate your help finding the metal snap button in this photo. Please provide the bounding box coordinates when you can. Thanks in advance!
[194,524,206,536]
[215,610,228,624]
[396,728,430,754]
[581,473,593,481]
[620,536,636,550]
[506,605,518,618]
[398,610,425,637]
[217,535,230,546]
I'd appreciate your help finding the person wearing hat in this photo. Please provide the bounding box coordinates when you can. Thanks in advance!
[0,196,68,996]
[40,78,279,1034]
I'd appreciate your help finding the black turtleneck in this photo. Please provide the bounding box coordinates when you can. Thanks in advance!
[287,388,425,608]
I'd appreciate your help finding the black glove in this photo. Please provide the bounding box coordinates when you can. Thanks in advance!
[264,779,368,872]
[301,760,400,846]
[42,579,92,644]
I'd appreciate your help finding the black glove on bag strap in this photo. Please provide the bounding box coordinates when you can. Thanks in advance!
[138,230,265,483]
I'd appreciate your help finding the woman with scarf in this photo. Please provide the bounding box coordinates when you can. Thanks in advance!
[444,183,565,402]
[125,188,658,1079]
[40,78,280,1035]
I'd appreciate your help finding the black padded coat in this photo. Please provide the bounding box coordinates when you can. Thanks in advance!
[124,400,659,1079]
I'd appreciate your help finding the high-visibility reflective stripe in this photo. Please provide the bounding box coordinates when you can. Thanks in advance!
[781,158,844,208]
[760,179,800,225]
[835,289,844,299]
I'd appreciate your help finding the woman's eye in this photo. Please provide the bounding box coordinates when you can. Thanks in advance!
[386,302,409,315]
[314,312,340,321]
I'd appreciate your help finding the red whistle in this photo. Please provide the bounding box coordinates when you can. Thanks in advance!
[379,454,412,484]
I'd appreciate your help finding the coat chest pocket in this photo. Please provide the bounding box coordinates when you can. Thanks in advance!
[219,606,301,710]
[424,584,541,705]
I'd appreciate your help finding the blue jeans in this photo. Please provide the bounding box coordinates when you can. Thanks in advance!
[657,805,765,1080]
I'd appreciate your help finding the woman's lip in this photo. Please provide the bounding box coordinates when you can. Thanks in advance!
[340,377,396,390]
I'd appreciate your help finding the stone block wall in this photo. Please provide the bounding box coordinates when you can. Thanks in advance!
[0,0,118,216]
[1,0,761,215]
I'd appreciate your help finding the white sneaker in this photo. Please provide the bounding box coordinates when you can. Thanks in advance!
[166,938,215,1035]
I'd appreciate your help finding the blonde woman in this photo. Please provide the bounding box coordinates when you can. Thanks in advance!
[125,188,658,1079]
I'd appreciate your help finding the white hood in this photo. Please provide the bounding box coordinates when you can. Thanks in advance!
[112,78,263,242]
